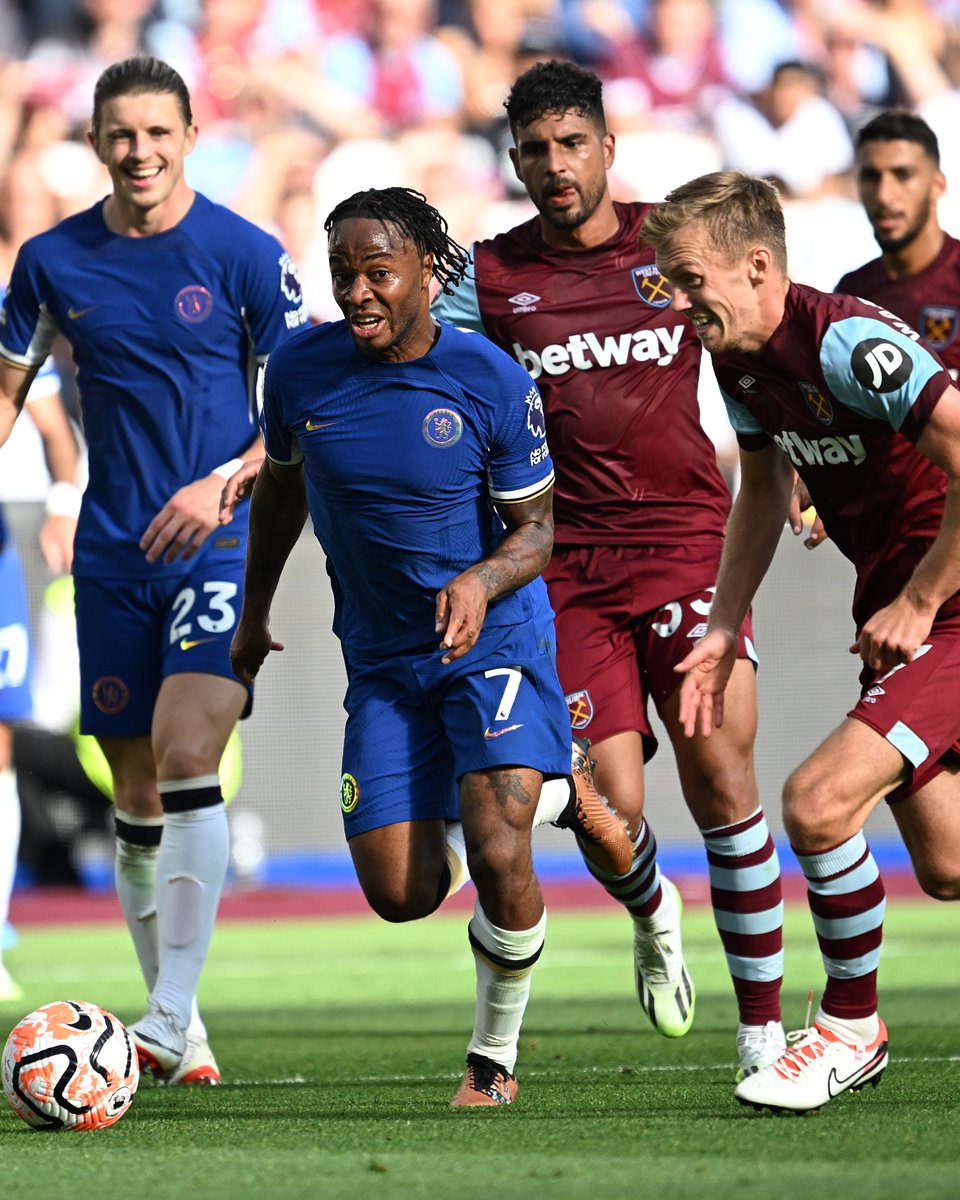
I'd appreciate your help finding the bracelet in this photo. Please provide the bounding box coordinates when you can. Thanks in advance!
[211,458,244,483]
[44,480,82,518]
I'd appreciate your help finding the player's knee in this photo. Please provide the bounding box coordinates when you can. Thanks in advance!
[361,879,439,923]
[781,768,837,848]
[466,828,532,898]
[914,866,960,902]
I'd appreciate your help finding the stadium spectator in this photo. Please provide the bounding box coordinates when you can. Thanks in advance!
[0,55,308,1085]
[315,0,465,136]
[433,60,786,1076]
[643,168,960,1113]
[225,185,633,1107]
[600,0,732,135]
[712,60,855,200]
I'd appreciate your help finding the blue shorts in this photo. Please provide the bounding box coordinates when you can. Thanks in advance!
[339,617,572,837]
[0,546,33,722]
[75,555,249,738]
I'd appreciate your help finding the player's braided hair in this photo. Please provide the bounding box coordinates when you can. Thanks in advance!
[504,59,606,134]
[324,187,469,295]
[92,56,193,137]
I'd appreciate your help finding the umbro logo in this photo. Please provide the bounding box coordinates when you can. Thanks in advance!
[509,291,540,312]
[738,375,756,392]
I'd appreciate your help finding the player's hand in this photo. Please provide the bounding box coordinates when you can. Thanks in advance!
[788,474,828,549]
[229,619,284,685]
[850,594,934,672]
[673,627,739,738]
[219,458,263,525]
[38,513,76,575]
[435,570,488,664]
[140,476,224,564]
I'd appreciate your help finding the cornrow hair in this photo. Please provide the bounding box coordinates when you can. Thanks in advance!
[324,187,469,294]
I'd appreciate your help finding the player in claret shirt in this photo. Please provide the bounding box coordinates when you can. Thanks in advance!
[433,58,786,1077]
[793,111,960,549]
[0,55,308,1086]
[643,169,960,1113]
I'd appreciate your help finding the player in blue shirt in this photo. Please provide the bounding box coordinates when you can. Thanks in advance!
[0,346,79,1002]
[0,57,308,1083]
[227,187,632,1107]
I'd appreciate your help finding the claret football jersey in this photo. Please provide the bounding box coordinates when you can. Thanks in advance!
[836,233,960,380]
[713,282,955,627]
[432,202,730,547]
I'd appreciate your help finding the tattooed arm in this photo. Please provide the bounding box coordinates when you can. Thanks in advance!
[435,485,554,664]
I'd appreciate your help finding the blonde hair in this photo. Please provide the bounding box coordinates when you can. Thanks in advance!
[640,171,788,272]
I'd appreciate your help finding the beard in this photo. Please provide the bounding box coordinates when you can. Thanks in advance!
[873,196,933,253]
[539,177,606,231]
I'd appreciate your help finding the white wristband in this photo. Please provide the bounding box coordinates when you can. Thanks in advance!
[212,458,244,483]
[44,480,82,518]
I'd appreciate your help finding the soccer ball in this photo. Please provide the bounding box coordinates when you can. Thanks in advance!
[2,1000,139,1131]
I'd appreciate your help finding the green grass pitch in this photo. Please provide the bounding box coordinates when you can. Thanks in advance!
[2,900,959,1200]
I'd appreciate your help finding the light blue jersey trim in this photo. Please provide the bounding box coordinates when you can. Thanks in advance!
[718,383,765,435]
[430,249,486,334]
[820,315,942,428]
[885,719,929,767]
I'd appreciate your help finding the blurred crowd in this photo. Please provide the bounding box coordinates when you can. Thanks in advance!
[2,0,960,322]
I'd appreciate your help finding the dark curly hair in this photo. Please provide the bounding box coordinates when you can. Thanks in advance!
[504,59,605,135]
[324,187,469,295]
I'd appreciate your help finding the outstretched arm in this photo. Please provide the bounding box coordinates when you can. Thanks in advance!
[676,442,794,736]
[853,384,960,671]
[229,458,308,684]
[435,484,554,664]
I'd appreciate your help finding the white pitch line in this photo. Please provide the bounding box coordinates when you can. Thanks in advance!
[204,1055,960,1088]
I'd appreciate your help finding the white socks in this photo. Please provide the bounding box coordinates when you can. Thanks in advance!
[467,900,546,1073]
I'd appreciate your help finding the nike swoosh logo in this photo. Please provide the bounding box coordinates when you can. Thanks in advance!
[483,724,524,739]
[67,305,97,319]
[826,1043,887,1098]
[179,636,218,651]
[305,419,339,431]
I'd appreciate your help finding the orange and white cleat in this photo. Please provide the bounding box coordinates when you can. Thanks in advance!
[560,737,634,876]
[169,1034,221,1086]
[450,1053,517,1108]
[735,1018,888,1113]
[129,1005,186,1082]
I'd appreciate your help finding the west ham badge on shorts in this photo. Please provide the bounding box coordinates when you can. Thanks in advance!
[565,689,594,731]
[631,265,672,308]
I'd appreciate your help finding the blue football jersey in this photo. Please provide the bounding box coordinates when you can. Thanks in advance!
[261,320,556,654]
[0,193,308,579]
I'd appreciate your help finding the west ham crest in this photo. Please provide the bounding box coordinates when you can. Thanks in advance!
[921,305,958,352]
[798,381,833,425]
[631,265,672,308]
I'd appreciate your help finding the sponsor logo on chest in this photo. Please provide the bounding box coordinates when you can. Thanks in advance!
[511,324,685,378]
[773,429,867,467]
